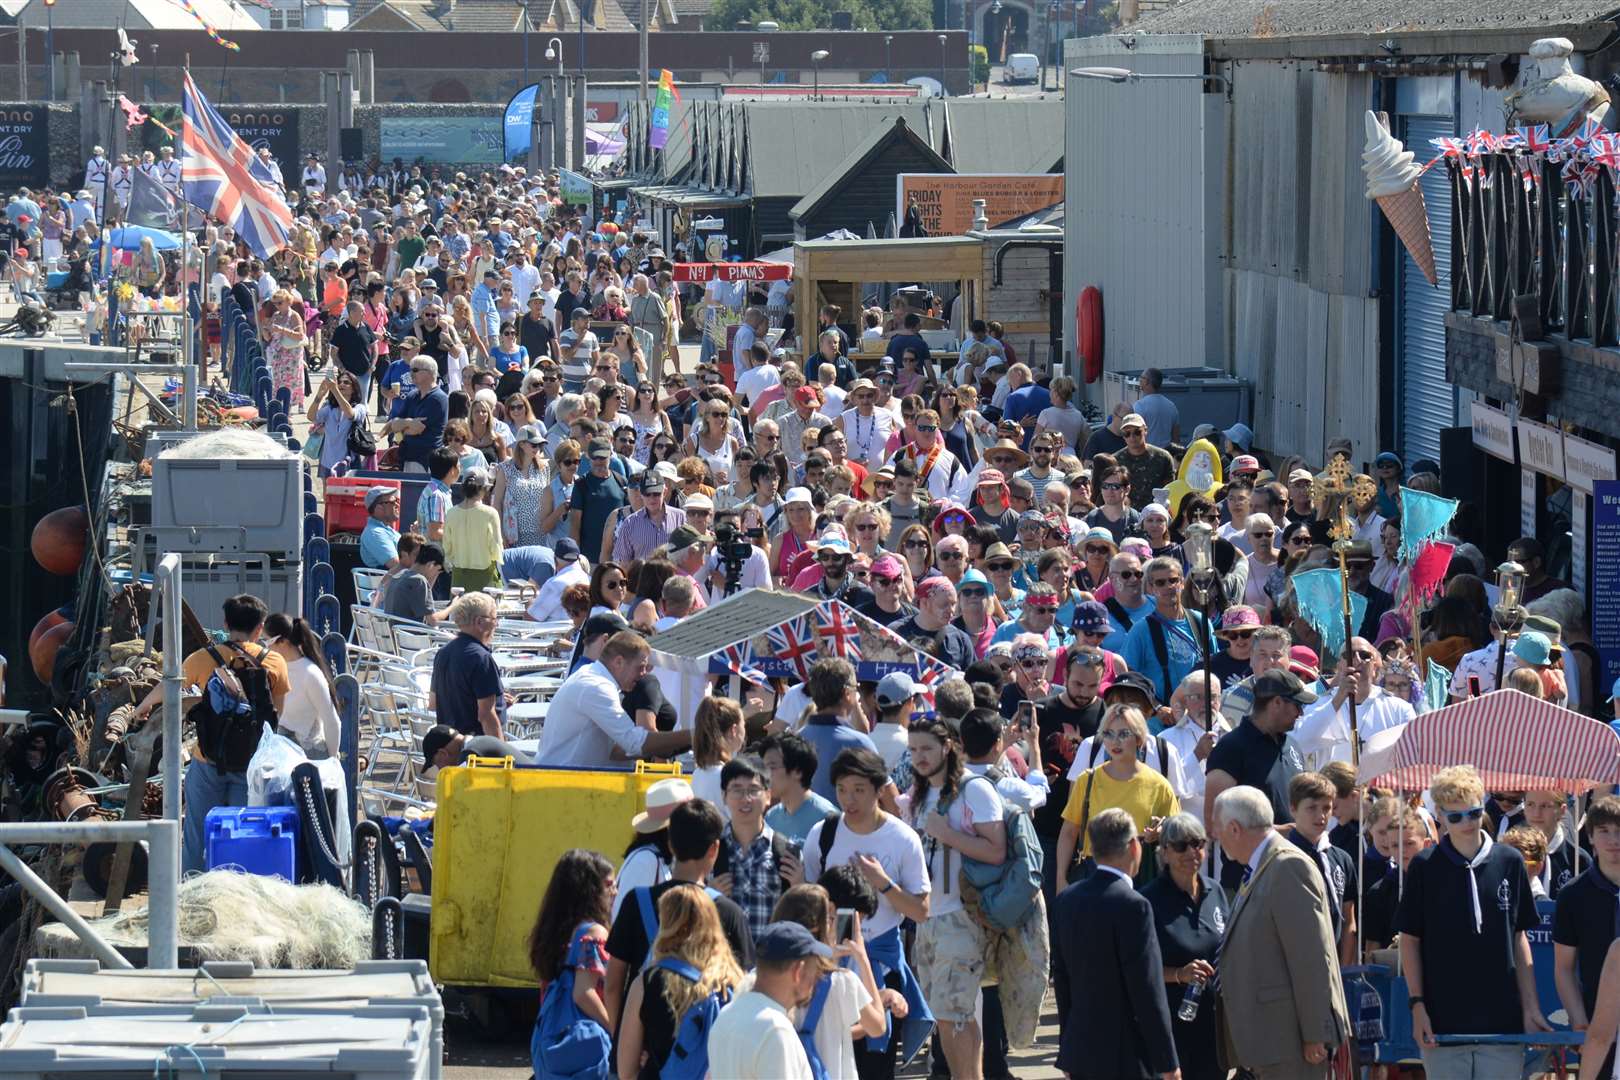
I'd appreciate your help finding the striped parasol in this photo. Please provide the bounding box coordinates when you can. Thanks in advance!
[1359,689,1620,793]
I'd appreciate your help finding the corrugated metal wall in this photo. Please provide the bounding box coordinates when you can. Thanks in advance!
[1224,60,1380,467]
[1063,34,1222,379]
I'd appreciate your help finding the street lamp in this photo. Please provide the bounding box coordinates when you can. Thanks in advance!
[43,0,54,101]
[937,33,947,96]
[1182,522,1218,734]
[520,0,531,88]
[883,34,892,83]
[811,49,828,100]
[545,36,564,75]
[1492,560,1527,689]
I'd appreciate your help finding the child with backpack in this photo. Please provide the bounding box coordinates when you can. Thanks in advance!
[528,849,617,1080]
[614,884,744,1080]
[768,884,889,1080]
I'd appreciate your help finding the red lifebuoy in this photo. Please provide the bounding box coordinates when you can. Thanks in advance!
[1077,286,1104,384]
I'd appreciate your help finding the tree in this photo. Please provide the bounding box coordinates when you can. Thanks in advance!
[707,0,931,32]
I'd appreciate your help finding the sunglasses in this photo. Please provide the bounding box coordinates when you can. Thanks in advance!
[938,551,964,561]
[959,587,988,599]
[917,424,938,433]
[1018,658,1047,670]
[604,578,627,590]
[1224,629,1257,640]
[1101,482,1125,491]
[854,522,879,532]
[1114,569,1145,580]
[988,561,1016,572]
[1287,535,1312,547]
[872,574,900,586]
[1443,805,1486,825]
[1084,545,1113,555]
[1152,578,1184,589]
[1166,838,1208,853]
[1099,728,1135,742]
[904,539,930,550]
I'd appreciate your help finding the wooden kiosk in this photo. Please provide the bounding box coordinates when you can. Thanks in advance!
[792,235,984,357]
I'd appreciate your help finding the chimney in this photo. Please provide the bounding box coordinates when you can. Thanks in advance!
[972,198,988,231]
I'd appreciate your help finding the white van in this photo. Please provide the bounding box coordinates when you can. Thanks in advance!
[1005,53,1039,84]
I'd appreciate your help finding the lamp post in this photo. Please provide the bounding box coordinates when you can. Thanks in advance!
[883,34,893,83]
[545,36,564,75]
[43,0,54,101]
[1044,0,1058,90]
[811,49,828,100]
[1069,65,1230,92]
[937,33,947,96]
[521,0,530,88]
[1492,560,1527,691]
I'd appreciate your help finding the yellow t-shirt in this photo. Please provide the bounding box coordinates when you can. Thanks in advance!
[442,501,502,572]
[1060,765,1179,857]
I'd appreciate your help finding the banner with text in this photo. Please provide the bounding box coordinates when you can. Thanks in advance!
[0,108,48,190]
[896,173,1064,236]
[382,116,503,165]
[225,108,300,177]
[1592,480,1620,701]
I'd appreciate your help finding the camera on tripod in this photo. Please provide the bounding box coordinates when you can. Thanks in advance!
[713,522,754,596]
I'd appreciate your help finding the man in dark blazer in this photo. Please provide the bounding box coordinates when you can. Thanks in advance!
[1214,784,1349,1079]
[1053,807,1181,1080]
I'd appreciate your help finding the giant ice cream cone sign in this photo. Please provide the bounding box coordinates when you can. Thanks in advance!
[1363,110,1437,285]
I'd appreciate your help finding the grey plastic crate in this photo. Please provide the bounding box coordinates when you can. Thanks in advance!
[19,959,442,1079]
[151,451,303,556]
[0,1001,436,1079]
[1100,366,1253,438]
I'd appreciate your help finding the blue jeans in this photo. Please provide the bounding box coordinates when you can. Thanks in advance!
[182,758,250,875]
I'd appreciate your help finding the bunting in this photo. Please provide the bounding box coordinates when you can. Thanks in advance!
[173,0,242,51]
[1291,568,1369,661]
[1398,487,1459,562]
[649,68,677,151]
[764,615,817,681]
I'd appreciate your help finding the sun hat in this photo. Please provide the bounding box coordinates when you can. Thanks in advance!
[631,778,696,833]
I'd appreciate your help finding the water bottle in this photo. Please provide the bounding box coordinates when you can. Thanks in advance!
[1176,977,1204,1022]
[1353,976,1385,1057]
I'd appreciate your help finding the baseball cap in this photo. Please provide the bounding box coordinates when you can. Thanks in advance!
[755,921,835,963]
[876,671,924,708]
[420,724,458,770]
[682,493,714,511]
[668,525,711,555]
[581,611,629,640]
[639,471,665,494]
[1230,455,1261,475]
[783,486,814,508]
[653,460,681,483]
[1017,509,1049,531]
[364,485,397,510]
[1072,600,1110,635]
[554,537,581,563]
[1289,645,1321,683]
[793,386,821,406]
[517,423,545,445]
[587,438,613,459]
[1120,413,1147,432]
[1103,671,1158,710]
[1287,468,1314,484]
[1254,668,1318,706]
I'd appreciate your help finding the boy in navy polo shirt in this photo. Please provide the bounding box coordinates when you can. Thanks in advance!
[1287,772,1359,967]
[1553,794,1620,1056]
[1397,764,1548,1078]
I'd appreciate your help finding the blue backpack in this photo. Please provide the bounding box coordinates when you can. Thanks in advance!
[795,974,833,1080]
[634,885,722,965]
[653,956,731,1080]
[530,924,611,1080]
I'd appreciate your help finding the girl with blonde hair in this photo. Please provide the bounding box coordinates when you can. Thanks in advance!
[615,885,744,1079]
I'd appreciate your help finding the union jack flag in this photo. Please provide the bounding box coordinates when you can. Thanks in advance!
[1429,136,1466,159]
[1574,117,1606,147]
[914,654,954,690]
[720,640,766,684]
[1464,128,1494,155]
[181,71,291,257]
[1493,130,1525,153]
[765,616,818,680]
[812,602,862,661]
[1517,124,1551,154]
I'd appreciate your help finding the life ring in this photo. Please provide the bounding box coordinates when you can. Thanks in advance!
[1077,286,1103,384]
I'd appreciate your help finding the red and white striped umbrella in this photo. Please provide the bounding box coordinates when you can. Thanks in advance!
[1359,689,1620,793]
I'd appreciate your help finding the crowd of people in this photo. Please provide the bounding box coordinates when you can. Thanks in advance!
[27,146,1618,1078]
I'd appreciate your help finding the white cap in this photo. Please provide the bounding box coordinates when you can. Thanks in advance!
[783,486,813,508]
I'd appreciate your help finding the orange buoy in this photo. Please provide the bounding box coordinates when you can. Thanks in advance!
[30,506,90,576]
[27,609,70,656]
[30,620,74,682]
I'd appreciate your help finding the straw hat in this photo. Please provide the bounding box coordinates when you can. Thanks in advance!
[631,778,695,833]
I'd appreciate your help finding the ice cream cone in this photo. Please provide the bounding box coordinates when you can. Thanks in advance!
[1377,184,1437,285]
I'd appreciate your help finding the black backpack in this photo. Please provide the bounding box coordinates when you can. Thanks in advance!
[186,642,278,772]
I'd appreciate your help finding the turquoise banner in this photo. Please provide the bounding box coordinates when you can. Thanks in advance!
[381,116,503,165]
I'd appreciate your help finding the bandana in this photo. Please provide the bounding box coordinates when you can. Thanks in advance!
[1024,592,1060,609]
[915,575,956,604]
[1011,640,1050,664]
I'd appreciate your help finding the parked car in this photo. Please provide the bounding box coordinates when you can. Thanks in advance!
[1005,53,1039,83]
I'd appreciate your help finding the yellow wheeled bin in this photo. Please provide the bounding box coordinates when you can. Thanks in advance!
[429,757,683,987]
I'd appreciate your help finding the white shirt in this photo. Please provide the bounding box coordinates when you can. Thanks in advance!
[1450,640,1516,699]
[701,545,772,604]
[803,813,929,940]
[966,759,1048,814]
[1247,829,1277,880]
[776,683,813,729]
[899,776,1002,917]
[842,409,895,469]
[1292,686,1415,768]
[156,158,183,190]
[508,262,540,306]
[278,656,342,755]
[708,991,815,1080]
[736,362,781,407]
[541,286,561,325]
[1158,714,1228,823]
[535,660,649,767]
[256,271,277,304]
[610,845,669,921]
[528,558,589,622]
[870,722,908,771]
[735,966,868,1080]
[820,384,847,419]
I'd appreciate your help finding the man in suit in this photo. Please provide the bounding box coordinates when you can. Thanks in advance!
[1214,784,1349,1079]
[1053,807,1180,1080]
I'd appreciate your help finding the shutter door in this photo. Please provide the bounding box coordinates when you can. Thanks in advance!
[1397,113,1457,465]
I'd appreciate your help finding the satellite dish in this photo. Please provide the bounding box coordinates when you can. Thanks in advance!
[906,76,943,98]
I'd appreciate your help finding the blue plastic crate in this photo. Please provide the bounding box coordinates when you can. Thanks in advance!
[204,806,299,882]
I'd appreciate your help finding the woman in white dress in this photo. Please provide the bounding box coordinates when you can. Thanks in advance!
[264,613,341,758]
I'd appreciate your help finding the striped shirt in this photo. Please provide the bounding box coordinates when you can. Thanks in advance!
[612,505,687,564]
[414,478,453,533]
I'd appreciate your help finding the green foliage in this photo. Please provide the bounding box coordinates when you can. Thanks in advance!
[708,0,932,32]
[969,44,989,86]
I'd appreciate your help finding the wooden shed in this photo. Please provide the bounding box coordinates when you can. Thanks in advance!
[788,117,954,241]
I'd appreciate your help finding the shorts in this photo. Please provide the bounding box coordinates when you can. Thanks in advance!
[913,907,986,1023]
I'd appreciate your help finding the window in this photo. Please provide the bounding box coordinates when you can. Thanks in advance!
[268,4,305,28]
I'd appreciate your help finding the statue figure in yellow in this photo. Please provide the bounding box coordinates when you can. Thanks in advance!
[1165,437,1224,516]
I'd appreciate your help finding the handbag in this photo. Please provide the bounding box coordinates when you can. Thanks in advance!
[302,431,324,461]
[346,414,377,457]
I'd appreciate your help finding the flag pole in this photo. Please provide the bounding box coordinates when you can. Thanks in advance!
[181,61,196,431]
